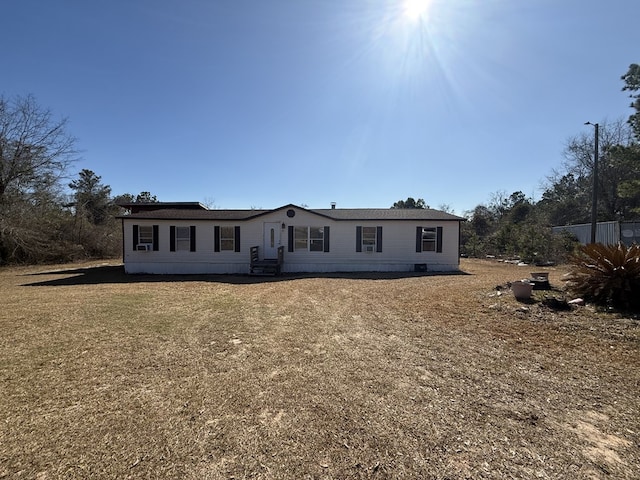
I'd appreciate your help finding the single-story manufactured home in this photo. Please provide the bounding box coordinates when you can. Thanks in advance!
[119,202,464,274]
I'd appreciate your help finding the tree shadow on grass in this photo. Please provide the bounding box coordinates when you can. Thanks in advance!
[21,264,470,287]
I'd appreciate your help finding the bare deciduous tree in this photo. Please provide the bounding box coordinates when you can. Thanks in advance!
[561,118,637,221]
[0,94,77,202]
[0,94,78,263]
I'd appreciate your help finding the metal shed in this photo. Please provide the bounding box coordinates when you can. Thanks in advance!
[552,221,640,246]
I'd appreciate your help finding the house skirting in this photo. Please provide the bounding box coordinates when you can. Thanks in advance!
[123,261,458,275]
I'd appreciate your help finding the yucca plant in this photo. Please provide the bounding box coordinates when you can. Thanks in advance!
[566,242,640,311]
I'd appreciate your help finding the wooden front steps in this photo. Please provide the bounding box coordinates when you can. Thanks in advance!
[249,245,284,276]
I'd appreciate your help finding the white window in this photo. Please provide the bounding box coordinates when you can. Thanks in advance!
[176,226,190,251]
[294,226,325,251]
[422,228,437,252]
[362,226,376,251]
[138,226,153,244]
[220,226,235,251]
[309,227,324,252]
[294,226,308,250]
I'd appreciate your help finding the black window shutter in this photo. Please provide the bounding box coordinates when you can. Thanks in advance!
[152,225,159,251]
[234,226,241,252]
[324,226,330,252]
[214,226,220,252]
[133,225,139,251]
[190,226,196,252]
[416,227,422,252]
[356,226,362,252]
[288,226,294,252]
[376,226,383,253]
[170,226,176,251]
[436,226,443,253]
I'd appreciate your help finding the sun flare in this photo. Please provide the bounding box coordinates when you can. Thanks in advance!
[402,0,431,21]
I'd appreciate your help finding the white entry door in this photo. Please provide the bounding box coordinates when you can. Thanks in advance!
[263,222,281,259]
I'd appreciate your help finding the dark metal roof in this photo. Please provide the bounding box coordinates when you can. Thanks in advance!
[119,204,464,221]
[119,209,267,220]
[117,202,208,214]
[312,208,463,221]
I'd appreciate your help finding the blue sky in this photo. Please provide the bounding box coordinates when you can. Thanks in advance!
[3,0,638,214]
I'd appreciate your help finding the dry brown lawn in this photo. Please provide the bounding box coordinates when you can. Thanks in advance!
[1,259,638,479]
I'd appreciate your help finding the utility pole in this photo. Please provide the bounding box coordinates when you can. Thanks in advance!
[585,122,599,244]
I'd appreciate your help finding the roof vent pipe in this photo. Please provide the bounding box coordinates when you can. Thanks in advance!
[331,202,336,209]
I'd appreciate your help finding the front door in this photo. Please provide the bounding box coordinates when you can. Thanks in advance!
[263,222,281,259]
